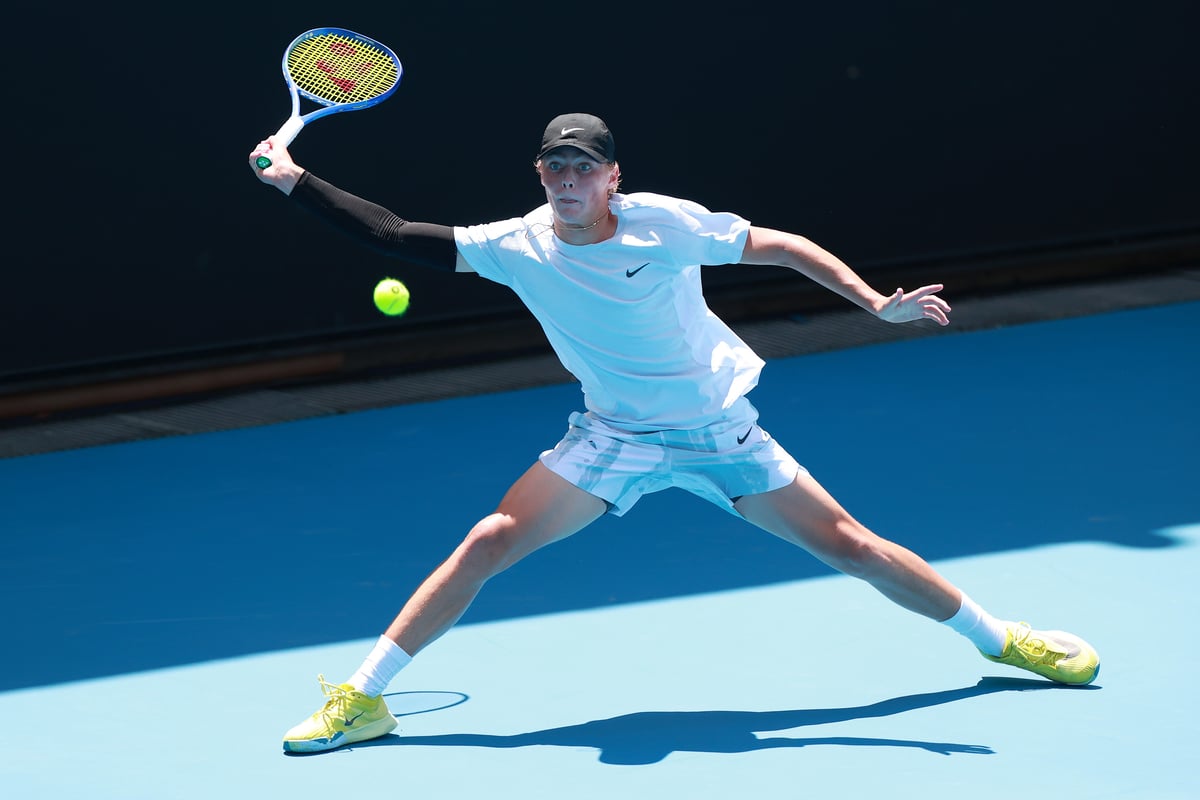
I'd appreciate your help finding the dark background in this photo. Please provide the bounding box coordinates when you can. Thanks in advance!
[5,2,1198,396]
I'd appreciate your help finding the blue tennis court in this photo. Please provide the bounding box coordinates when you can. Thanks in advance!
[2,294,1197,799]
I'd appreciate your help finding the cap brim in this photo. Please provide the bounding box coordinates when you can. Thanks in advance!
[536,142,610,162]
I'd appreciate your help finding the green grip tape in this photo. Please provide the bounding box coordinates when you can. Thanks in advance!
[255,155,272,169]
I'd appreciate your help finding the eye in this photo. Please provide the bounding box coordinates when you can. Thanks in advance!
[577,162,593,173]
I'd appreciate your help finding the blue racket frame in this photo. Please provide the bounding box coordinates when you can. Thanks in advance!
[256,27,402,168]
[284,27,403,121]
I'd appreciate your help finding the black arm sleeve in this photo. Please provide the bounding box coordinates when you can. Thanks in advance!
[288,171,459,272]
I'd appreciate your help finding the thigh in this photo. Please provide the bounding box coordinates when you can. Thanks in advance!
[489,461,610,560]
[733,469,865,556]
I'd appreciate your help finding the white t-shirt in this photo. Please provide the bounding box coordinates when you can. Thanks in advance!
[453,192,762,431]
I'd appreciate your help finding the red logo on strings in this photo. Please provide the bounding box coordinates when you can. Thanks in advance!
[315,54,359,93]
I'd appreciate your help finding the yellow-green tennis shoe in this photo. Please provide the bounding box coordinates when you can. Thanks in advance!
[282,675,398,753]
[982,622,1100,685]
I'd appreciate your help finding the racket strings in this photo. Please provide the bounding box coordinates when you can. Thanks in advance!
[288,33,398,104]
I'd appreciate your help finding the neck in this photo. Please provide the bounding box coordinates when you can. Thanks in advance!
[554,207,613,244]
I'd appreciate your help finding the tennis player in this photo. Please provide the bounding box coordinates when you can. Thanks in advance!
[250,113,1099,754]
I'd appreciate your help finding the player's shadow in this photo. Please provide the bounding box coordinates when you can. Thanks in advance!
[360,676,1088,765]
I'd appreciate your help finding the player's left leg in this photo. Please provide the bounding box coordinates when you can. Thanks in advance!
[734,469,961,619]
[733,471,1099,684]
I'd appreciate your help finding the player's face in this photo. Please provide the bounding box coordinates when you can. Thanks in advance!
[537,148,618,226]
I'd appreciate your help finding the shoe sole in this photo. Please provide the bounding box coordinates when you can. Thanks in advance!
[283,715,398,754]
[987,657,1100,685]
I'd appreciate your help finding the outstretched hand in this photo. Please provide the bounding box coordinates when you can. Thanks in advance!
[876,284,951,326]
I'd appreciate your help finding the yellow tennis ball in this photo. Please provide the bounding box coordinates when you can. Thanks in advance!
[373,278,410,317]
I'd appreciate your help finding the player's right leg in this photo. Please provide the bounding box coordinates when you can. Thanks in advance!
[384,461,609,655]
[283,462,607,753]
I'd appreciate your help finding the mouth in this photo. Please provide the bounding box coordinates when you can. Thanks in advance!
[553,198,586,217]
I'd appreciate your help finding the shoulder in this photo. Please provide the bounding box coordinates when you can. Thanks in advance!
[455,204,548,244]
[453,207,549,279]
[614,192,749,236]
[617,191,740,219]
[614,191,707,214]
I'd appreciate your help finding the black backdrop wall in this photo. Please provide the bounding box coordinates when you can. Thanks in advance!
[6,2,1198,386]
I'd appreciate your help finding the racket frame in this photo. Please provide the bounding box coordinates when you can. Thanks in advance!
[257,27,401,167]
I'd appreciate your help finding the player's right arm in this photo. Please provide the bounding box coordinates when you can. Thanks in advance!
[247,138,468,273]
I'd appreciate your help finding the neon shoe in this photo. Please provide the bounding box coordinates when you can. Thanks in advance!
[982,622,1100,685]
[282,675,398,753]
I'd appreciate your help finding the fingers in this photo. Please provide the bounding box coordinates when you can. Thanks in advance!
[880,285,952,325]
[248,138,301,194]
[924,304,951,326]
[908,283,944,298]
[249,140,273,173]
[907,284,951,325]
[249,136,291,168]
[906,285,950,309]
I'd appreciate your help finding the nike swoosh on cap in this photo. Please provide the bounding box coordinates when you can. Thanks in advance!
[561,127,585,134]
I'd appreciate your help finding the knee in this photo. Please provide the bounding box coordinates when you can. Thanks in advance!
[818,520,891,579]
[455,513,523,576]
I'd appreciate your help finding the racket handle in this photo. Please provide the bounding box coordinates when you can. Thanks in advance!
[256,117,305,170]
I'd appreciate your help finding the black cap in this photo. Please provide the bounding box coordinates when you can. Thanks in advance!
[536,113,616,163]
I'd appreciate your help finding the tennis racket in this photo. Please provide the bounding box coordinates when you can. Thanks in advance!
[254,28,402,169]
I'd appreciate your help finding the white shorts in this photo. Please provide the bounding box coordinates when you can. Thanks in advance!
[539,401,805,517]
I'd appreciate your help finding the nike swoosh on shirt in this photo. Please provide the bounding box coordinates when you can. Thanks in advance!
[626,263,649,277]
[737,427,754,445]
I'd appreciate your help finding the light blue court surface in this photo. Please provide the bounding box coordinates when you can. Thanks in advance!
[2,301,1197,799]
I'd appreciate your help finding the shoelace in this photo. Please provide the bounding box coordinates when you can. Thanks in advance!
[315,674,354,718]
[1010,623,1068,665]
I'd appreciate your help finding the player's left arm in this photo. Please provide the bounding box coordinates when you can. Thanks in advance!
[740,225,951,326]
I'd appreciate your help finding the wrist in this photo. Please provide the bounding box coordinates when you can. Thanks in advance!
[867,290,890,317]
[276,165,305,196]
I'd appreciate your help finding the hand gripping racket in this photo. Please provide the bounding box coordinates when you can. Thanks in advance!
[255,28,402,169]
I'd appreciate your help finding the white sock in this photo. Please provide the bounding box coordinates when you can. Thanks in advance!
[942,593,1011,656]
[347,635,413,697]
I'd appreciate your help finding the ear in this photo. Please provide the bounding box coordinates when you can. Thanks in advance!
[608,161,621,190]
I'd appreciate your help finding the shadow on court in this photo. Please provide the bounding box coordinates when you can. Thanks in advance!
[347,677,1082,765]
[2,303,1196,692]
